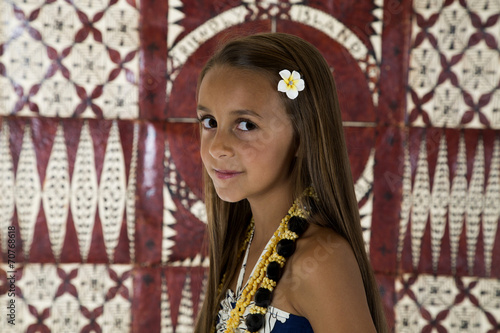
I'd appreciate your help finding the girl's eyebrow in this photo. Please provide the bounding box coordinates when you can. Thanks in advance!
[197,105,211,113]
[230,109,263,119]
[197,105,263,119]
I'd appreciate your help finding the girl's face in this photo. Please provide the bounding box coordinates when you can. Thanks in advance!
[197,65,296,204]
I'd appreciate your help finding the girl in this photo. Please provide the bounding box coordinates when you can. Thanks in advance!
[194,32,387,333]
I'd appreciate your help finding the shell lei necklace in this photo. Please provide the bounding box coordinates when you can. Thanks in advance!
[223,189,314,333]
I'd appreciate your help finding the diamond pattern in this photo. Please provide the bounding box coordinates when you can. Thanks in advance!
[71,121,98,262]
[1,0,499,332]
[99,121,127,262]
[408,0,500,128]
[30,1,81,53]
[395,274,500,332]
[15,124,41,260]
[0,0,139,118]
[398,129,500,276]
[0,264,133,332]
[43,124,70,261]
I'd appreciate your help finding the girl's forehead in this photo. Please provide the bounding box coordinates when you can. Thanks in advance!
[199,67,280,104]
[203,65,271,84]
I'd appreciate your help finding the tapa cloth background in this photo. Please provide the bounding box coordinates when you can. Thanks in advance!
[0,0,499,331]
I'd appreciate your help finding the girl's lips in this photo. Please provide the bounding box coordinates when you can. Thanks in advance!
[214,169,243,180]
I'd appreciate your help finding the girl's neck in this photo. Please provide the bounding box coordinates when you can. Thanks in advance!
[248,190,294,247]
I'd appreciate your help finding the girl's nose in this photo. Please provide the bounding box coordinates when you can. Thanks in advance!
[209,129,234,159]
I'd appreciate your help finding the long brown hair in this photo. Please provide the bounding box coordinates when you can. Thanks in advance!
[194,32,387,333]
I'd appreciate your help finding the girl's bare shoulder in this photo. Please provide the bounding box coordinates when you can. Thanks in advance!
[286,224,376,332]
[289,223,356,281]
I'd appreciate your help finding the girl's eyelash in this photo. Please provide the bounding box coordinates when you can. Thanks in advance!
[236,118,258,131]
[197,115,210,122]
[198,115,217,129]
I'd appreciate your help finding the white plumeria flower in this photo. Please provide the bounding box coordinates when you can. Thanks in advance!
[277,69,305,100]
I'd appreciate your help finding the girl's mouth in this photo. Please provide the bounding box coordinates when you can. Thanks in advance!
[214,169,243,180]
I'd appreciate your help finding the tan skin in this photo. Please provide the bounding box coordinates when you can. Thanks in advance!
[198,65,376,332]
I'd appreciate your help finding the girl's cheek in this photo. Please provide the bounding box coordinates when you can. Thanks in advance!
[237,142,260,162]
[200,141,211,162]
[238,129,275,151]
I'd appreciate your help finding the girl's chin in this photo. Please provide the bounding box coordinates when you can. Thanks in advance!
[214,188,244,203]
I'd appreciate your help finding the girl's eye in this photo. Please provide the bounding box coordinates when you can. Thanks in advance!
[236,120,257,131]
[200,116,217,129]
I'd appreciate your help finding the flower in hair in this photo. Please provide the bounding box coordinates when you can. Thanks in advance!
[277,70,305,100]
